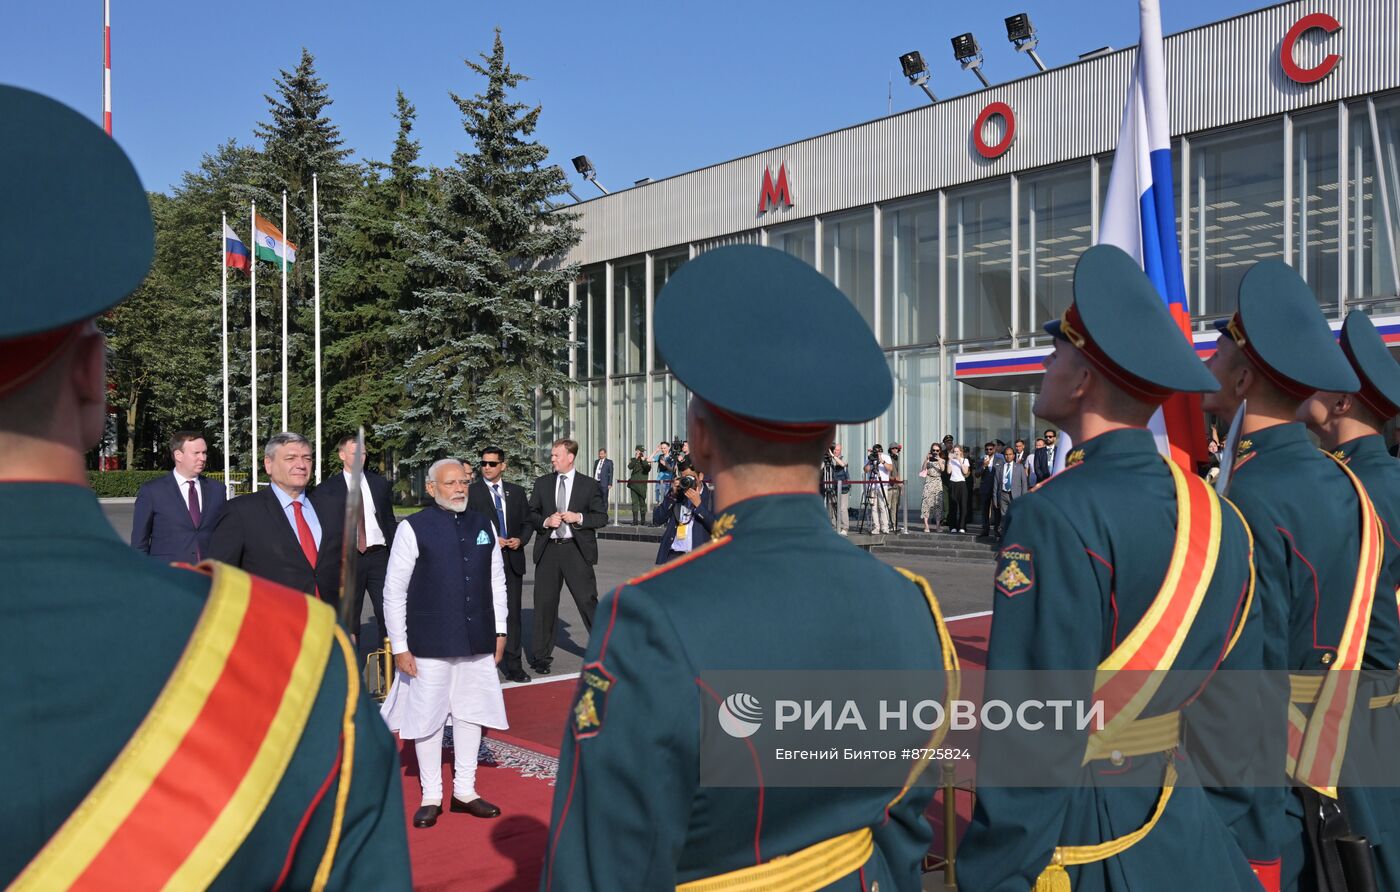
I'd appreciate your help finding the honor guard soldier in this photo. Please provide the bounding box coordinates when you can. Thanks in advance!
[541,246,958,891]
[957,245,1265,892]
[1296,309,1400,890]
[1204,261,1387,892]
[0,86,410,890]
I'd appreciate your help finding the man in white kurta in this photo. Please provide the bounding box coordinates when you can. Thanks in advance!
[380,459,509,827]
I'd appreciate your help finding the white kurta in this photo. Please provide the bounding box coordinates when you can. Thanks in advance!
[379,516,509,739]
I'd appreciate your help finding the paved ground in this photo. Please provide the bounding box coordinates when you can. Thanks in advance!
[101,501,994,682]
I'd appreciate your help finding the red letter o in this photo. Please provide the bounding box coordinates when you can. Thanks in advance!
[973,102,1016,160]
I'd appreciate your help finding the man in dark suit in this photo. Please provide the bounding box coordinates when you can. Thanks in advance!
[468,445,534,683]
[208,431,343,604]
[1034,428,1059,480]
[310,434,396,644]
[651,467,715,563]
[979,442,1004,536]
[993,445,1029,539]
[130,430,227,563]
[592,448,614,515]
[526,438,608,674]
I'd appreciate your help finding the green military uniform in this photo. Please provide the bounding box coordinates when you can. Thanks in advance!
[541,246,954,890]
[1323,310,1400,890]
[958,246,1265,891]
[1211,264,1395,892]
[626,448,651,525]
[0,86,409,890]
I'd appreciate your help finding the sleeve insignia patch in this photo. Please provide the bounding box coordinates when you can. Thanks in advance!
[995,544,1035,597]
[711,512,737,539]
[572,662,615,739]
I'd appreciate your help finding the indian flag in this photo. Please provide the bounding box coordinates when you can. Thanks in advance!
[253,214,297,268]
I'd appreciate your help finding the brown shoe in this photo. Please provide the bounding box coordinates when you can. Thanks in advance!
[412,804,442,828]
[450,796,501,818]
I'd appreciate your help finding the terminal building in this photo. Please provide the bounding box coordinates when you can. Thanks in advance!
[549,0,1399,470]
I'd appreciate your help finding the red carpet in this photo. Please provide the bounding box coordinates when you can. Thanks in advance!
[401,614,992,890]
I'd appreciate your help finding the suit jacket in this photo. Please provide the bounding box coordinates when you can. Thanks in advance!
[527,470,608,565]
[131,473,227,563]
[309,469,397,554]
[979,453,1005,496]
[467,478,534,577]
[994,459,1030,500]
[1033,445,1052,482]
[207,486,344,602]
[651,485,716,563]
[592,458,614,489]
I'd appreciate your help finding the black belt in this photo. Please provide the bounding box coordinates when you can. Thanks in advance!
[550,537,576,544]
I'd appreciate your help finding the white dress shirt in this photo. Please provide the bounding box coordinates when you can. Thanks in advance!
[172,470,202,513]
[344,470,386,547]
[383,518,508,654]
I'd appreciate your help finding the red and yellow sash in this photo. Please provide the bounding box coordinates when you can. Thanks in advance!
[1285,455,1382,797]
[1084,458,1224,760]
[7,562,344,892]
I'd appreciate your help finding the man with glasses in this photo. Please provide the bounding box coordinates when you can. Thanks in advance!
[1034,429,1059,483]
[468,447,533,683]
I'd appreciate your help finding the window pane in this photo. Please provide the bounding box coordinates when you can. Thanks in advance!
[577,265,606,378]
[947,180,1013,342]
[1189,122,1286,317]
[822,210,876,330]
[612,260,644,374]
[1017,163,1092,337]
[652,252,688,371]
[1350,100,1400,303]
[1293,109,1340,307]
[882,199,939,346]
[769,220,816,266]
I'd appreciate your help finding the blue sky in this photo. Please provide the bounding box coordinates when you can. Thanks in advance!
[3,0,1272,197]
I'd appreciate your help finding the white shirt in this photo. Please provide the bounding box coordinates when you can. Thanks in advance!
[383,516,508,653]
[948,457,969,483]
[173,471,202,512]
[872,453,892,482]
[594,459,606,480]
[552,468,576,539]
[343,470,386,547]
[487,480,509,536]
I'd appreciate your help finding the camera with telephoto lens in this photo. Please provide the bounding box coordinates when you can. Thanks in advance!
[679,472,698,492]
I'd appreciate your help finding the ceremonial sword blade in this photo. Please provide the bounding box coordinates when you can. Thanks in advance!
[1215,400,1247,496]
[337,426,367,631]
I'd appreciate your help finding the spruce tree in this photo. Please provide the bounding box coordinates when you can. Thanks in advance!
[324,91,427,476]
[386,30,580,478]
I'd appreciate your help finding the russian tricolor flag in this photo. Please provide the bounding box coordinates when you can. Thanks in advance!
[224,224,250,272]
[1099,0,1207,472]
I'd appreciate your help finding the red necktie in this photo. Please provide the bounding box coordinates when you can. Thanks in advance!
[291,499,318,568]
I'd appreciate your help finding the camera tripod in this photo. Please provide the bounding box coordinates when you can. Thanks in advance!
[855,465,893,535]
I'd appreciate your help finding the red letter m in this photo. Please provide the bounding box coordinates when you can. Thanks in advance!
[758,164,794,212]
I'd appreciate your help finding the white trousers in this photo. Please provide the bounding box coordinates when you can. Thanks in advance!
[415,718,482,805]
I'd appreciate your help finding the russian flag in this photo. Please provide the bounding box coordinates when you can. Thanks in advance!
[224,223,250,272]
[1098,0,1207,473]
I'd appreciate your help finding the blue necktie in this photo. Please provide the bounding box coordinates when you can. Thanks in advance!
[492,483,507,539]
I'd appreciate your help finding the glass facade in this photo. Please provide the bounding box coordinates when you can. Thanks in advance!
[562,94,1400,485]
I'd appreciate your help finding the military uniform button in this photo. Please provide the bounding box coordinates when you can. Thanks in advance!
[1321,652,1334,666]
[871,883,879,892]
[1110,750,1125,767]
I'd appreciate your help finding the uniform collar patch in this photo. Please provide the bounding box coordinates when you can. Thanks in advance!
[572,663,615,739]
[995,544,1035,598]
[1236,439,1253,458]
[711,512,737,538]
[1066,449,1085,467]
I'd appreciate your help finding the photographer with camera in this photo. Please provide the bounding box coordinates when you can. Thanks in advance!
[651,455,715,564]
[823,443,850,535]
[863,443,894,534]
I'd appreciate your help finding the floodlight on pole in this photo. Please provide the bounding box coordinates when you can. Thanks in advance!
[572,154,610,195]
[951,32,991,88]
[898,51,938,104]
[1005,13,1047,72]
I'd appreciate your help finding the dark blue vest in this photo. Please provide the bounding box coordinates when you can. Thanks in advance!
[404,506,497,658]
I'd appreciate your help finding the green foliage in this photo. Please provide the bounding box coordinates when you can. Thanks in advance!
[382,29,580,480]
[88,470,167,498]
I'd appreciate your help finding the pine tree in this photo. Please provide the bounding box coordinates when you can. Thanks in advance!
[243,48,355,443]
[323,91,427,475]
[385,30,580,478]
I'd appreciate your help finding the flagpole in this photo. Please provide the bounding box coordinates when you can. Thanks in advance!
[221,212,231,497]
[250,201,259,492]
[313,172,323,484]
[281,189,289,431]
[102,0,111,135]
